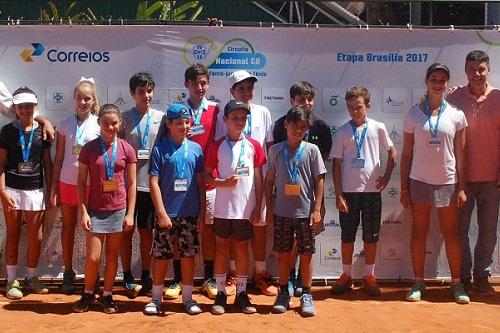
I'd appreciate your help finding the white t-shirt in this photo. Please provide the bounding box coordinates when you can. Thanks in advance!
[206,136,266,220]
[58,113,100,185]
[404,102,467,185]
[215,102,274,147]
[332,118,393,192]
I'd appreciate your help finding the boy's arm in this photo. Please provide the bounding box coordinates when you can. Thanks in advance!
[250,166,263,225]
[400,132,414,209]
[123,162,137,231]
[333,158,348,213]
[196,173,206,231]
[35,114,55,142]
[204,166,238,187]
[376,145,398,191]
[149,175,172,229]
[264,168,275,227]
[311,173,325,226]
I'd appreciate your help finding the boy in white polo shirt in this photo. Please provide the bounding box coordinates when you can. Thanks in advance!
[331,87,397,297]
[206,100,266,314]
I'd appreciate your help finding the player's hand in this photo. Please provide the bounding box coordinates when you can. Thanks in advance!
[336,195,349,213]
[310,210,321,227]
[157,214,173,229]
[81,212,91,231]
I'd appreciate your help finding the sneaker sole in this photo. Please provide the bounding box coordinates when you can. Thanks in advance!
[211,307,225,315]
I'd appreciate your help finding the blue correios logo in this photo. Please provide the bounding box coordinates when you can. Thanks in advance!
[20,43,45,62]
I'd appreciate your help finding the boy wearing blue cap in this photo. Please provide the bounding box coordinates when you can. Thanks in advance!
[143,103,205,316]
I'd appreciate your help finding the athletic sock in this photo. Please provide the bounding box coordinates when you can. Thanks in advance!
[236,275,247,294]
[215,274,226,295]
[6,265,17,281]
[364,264,375,276]
[182,285,193,303]
[152,284,163,302]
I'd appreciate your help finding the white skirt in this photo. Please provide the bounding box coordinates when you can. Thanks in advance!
[1,186,46,211]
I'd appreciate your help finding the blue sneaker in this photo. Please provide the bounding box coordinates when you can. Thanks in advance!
[272,290,291,314]
[299,293,316,317]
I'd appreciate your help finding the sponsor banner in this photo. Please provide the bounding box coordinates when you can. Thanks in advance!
[0,25,499,278]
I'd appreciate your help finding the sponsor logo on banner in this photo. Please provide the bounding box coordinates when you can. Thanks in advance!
[387,187,399,199]
[322,89,347,114]
[207,95,221,103]
[114,92,126,106]
[388,124,402,144]
[354,249,365,258]
[324,219,340,228]
[20,42,110,63]
[183,36,267,78]
[321,244,341,264]
[20,43,45,62]
[382,89,410,113]
[52,92,64,104]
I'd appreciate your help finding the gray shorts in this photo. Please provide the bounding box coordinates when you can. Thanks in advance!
[213,218,253,241]
[88,208,126,233]
[409,179,457,208]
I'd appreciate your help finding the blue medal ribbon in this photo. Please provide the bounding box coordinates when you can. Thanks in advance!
[17,119,35,163]
[350,120,368,159]
[75,114,90,146]
[188,98,206,126]
[167,139,189,179]
[99,137,118,180]
[284,141,304,184]
[226,135,246,169]
[424,98,445,138]
[244,111,252,136]
[132,108,151,149]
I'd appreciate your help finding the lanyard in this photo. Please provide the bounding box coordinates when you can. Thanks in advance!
[188,98,206,126]
[75,114,91,146]
[17,119,35,163]
[167,139,189,179]
[226,135,246,168]
[132,108,151,149]
[99,137,118,180]
[350,120,368,159]
[244,110,252,136]
[424,98,445,138]
[284,141,304,184]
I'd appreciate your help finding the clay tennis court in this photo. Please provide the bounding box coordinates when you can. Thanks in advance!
[1,280,499,333]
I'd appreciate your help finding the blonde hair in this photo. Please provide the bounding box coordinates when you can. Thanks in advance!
[74,80,99,115]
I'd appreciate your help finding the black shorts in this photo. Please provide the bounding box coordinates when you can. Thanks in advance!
[273,215,315,255]
[213,218,253,241]
[151,216,199,259]
[135,191,155,230]
[339,192,381,244]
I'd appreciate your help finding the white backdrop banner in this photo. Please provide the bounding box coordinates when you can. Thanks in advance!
[0,25,498,279]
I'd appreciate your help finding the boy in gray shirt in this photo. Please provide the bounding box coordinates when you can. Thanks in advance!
[265,105,326,317]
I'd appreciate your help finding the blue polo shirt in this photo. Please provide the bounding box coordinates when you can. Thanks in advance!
[149,138,204,218]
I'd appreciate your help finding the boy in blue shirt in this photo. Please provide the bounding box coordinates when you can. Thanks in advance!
[143,103,205,315]
[265,105,327,317]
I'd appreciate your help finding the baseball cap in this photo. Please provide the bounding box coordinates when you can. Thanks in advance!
[229,70,257,87]
[12,92,38,105]
[224,100,251,117]
[166,102,190,119]
[426,63,450,80]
